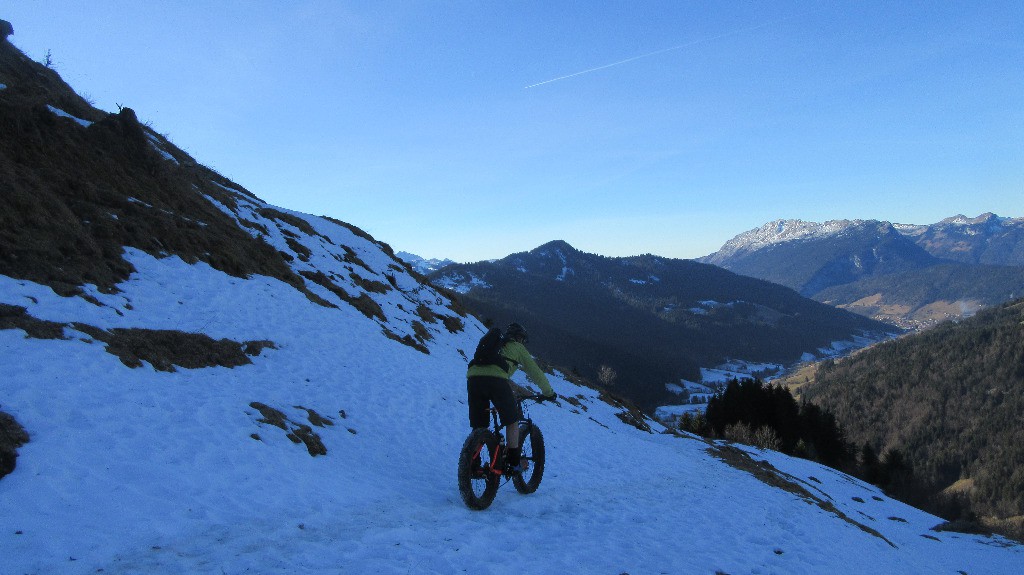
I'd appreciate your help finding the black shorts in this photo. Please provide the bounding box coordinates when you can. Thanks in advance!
[467,376,522,429]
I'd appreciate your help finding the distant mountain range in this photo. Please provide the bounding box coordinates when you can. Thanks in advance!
[701,214,1024,328]
[429,240,894,411]
[395,251,457,275]
[896,214,1024,266]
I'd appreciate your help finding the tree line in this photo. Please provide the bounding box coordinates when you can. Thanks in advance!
[800,298,1024,541]
[678,378,978,534]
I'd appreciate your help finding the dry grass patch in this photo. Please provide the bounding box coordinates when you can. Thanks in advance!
[249,402,328,457]
[0,304,276,371]
[350,272,391,294]
[298,270,386,321]
[74,325,276,372]
[0,303,65,339]
[382,327,429,354]
[0,39,311,300]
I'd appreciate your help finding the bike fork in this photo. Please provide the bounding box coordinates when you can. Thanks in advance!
[473,441,505,476]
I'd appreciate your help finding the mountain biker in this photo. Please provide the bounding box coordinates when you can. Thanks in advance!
[466,322,556,473]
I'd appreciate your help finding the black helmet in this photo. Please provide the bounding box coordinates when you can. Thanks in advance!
[505,322,529,343]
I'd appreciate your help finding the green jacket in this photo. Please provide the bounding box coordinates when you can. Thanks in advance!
[466,340,554,397]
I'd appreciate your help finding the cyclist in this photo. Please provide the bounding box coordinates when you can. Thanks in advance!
[466,322,556,473]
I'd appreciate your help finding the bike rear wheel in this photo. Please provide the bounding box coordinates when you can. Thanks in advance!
[512,422,545,494]
[457,428,500,510]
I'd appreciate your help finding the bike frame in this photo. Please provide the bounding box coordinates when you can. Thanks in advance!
[476,395,539,478]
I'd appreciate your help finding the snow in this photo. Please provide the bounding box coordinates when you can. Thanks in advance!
[434,271,491,294]
[654,402,707,420]
[701,360,782,385]
[708,219,870,260]
[46,104,92,127]
[656,333,895,423]
[813,333,891,360]
[0,83,7,90]
[629,275,660,285]
[655,361,786,423]
[395,252,456,275]
[542,247,574,281]
[2,202,1022,573]
[708,214,1024,262]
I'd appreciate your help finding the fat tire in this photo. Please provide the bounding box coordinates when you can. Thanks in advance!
[512,423,545,494]
[457,428,499,510]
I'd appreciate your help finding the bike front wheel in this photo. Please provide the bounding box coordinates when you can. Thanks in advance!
[512,422,545,494]
[457,428,500,510]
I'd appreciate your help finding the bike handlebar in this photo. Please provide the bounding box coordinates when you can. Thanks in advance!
[518,393,555,404]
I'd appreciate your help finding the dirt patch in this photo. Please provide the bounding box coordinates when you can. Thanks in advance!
[84,327,273,372]
[442,315,465,333]
[295,406,334,428]
[599,390,652,433]
[416,303,439,324]
[257,208,324,239]
[932,519,993,537]
[0,409,30,480]
[340,246,372,274]
[0,303,66,339]
[320,215,383,252]
[249,402,328,457]
[284,236,312,262]
[415,304,465,335]
[299,270,386,321]
[350,272,391,294]
[382,327,430,354]
[0,304,275,371]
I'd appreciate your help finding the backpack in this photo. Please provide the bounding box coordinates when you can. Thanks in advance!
[469,327,511,371]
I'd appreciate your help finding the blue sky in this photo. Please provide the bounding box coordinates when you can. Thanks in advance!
[5,1,1022,262]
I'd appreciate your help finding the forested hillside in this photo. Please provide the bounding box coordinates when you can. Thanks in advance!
[799,298,1024,537]
[814,263,1024,327]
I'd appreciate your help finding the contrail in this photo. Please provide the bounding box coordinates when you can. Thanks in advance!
[524,10,821,89]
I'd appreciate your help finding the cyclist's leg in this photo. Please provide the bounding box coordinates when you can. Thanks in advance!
[466,377,492,429]
[491,380,524,463]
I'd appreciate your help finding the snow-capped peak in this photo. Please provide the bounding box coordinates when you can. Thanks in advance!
[708,219,876,261]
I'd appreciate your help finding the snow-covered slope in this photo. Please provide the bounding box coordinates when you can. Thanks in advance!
[2,214,1022,574]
